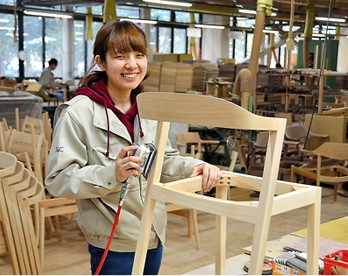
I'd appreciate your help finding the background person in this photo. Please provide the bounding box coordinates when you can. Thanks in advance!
[45,20,221,275]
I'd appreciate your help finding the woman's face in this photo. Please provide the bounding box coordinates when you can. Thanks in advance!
[96,50,147,95]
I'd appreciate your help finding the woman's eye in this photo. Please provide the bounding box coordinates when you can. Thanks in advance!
[115,55,125,59]
[137,53,145,58]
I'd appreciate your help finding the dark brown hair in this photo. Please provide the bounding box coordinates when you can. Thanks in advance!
[80,20,148,87]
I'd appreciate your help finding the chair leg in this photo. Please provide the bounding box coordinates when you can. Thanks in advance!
[333,183,338,201]
[132,198,157,275]
[190,209,200,250]
[305,189,321,275]
[215,184,228,275]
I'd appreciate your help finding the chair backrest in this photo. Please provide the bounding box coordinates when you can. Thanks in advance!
[285,125,308,140]
[7,128,44,182]
[175,132,202,157]
[311,142,348,161]
[253,131,269,148]
[137,92,286,191]
[275,112,292,126]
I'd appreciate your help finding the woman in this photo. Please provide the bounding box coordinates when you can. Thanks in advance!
[45,20,221,275]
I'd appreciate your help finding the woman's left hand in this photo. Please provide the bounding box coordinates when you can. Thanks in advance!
[190,163,221,193]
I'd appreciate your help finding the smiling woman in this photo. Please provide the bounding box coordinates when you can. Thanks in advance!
[44,20,221,275]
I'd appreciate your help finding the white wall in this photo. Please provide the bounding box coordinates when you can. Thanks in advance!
[337,27,348,72]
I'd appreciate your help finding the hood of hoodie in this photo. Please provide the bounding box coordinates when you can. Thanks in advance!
[76,79,143,157]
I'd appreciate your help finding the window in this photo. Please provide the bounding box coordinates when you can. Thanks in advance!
[234,32,246,63]
[45,18,63,78]
[23,15,43,77]
[74,20,85,78]
[149,25,158,53]
[173,28,186,53]
[151,9,171,21]
[158,27,172,53]
[0,13,19,77]
[117,6,140,18]
[175,11,199,23]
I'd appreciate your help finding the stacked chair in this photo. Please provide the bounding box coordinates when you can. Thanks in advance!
[0,151,44,274]
[0,110,78,271]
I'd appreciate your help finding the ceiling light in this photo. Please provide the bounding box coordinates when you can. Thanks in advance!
[263,29,279,35]
[143,0,192,7]
[315,17,346,23]
[195,24,225,30]
[238,9,256,15]
[120,18,157,25]
[0,26,15,31]
[24,9,73,19]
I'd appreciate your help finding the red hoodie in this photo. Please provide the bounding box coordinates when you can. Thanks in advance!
[76,79,144,157]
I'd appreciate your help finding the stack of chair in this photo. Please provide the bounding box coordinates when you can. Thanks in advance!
[0,151,44,274]
[1,110,78,269]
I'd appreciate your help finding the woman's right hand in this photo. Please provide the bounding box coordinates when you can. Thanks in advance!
[115,145,144,183]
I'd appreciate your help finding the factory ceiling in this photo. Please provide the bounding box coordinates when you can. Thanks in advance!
[18,0,348,26]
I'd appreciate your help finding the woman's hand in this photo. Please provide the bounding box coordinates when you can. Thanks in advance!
[115,145,144,183]
[190,163,221,193]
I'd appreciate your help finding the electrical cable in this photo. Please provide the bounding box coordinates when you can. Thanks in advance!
[94,179,131,275]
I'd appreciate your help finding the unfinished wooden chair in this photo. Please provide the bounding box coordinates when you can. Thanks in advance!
[38,197,78,268]
[291,142,348,201]
[15,174,44,274]
[175,131,220,160]
[132,92,321,275]
[7,126,44,182]
[1,163,32,274]
[285,124,329,151]
[0,152,20,274]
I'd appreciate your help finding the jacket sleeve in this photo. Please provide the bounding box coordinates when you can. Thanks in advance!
[45,104,120,200]
[161,142,206,183]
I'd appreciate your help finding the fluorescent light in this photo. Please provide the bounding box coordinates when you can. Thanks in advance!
[238,9,256,15]
[120,18,157,25]
[143,0,192,7]
[315,17,346,23]
[0,26,15,31]
[195,24,225,30]
[0,19,9,23]
[239,9,276,16]
[263,30,279,35]
[24,9,73,19]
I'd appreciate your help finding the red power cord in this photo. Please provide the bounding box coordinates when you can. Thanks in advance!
[94,204,123,275]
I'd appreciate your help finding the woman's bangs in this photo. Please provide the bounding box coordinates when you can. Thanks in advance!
[109,25,147,55]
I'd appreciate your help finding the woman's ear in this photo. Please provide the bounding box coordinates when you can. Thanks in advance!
[95,55,105,71]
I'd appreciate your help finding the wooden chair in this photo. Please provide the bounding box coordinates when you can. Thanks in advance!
[291,142,348,201]
[175,131,220,159]
[38,197,78,268]
[0,152,20,274]
[131,92,321,275]
[7,126,44,182]
[285,124,329,152]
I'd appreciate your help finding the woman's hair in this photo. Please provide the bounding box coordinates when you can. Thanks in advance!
[80,20,148,87]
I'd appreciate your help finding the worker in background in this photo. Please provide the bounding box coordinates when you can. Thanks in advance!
[45,20,221,275]
[39,58,68,98]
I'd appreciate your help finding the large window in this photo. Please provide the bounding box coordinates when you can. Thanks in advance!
[74,20,85,78]
[23,15,43,77]
[150,9,171,21]
[0,13,19,77]
[173,28,186,53]
[158,27,172,53]
[45,18,63,78]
